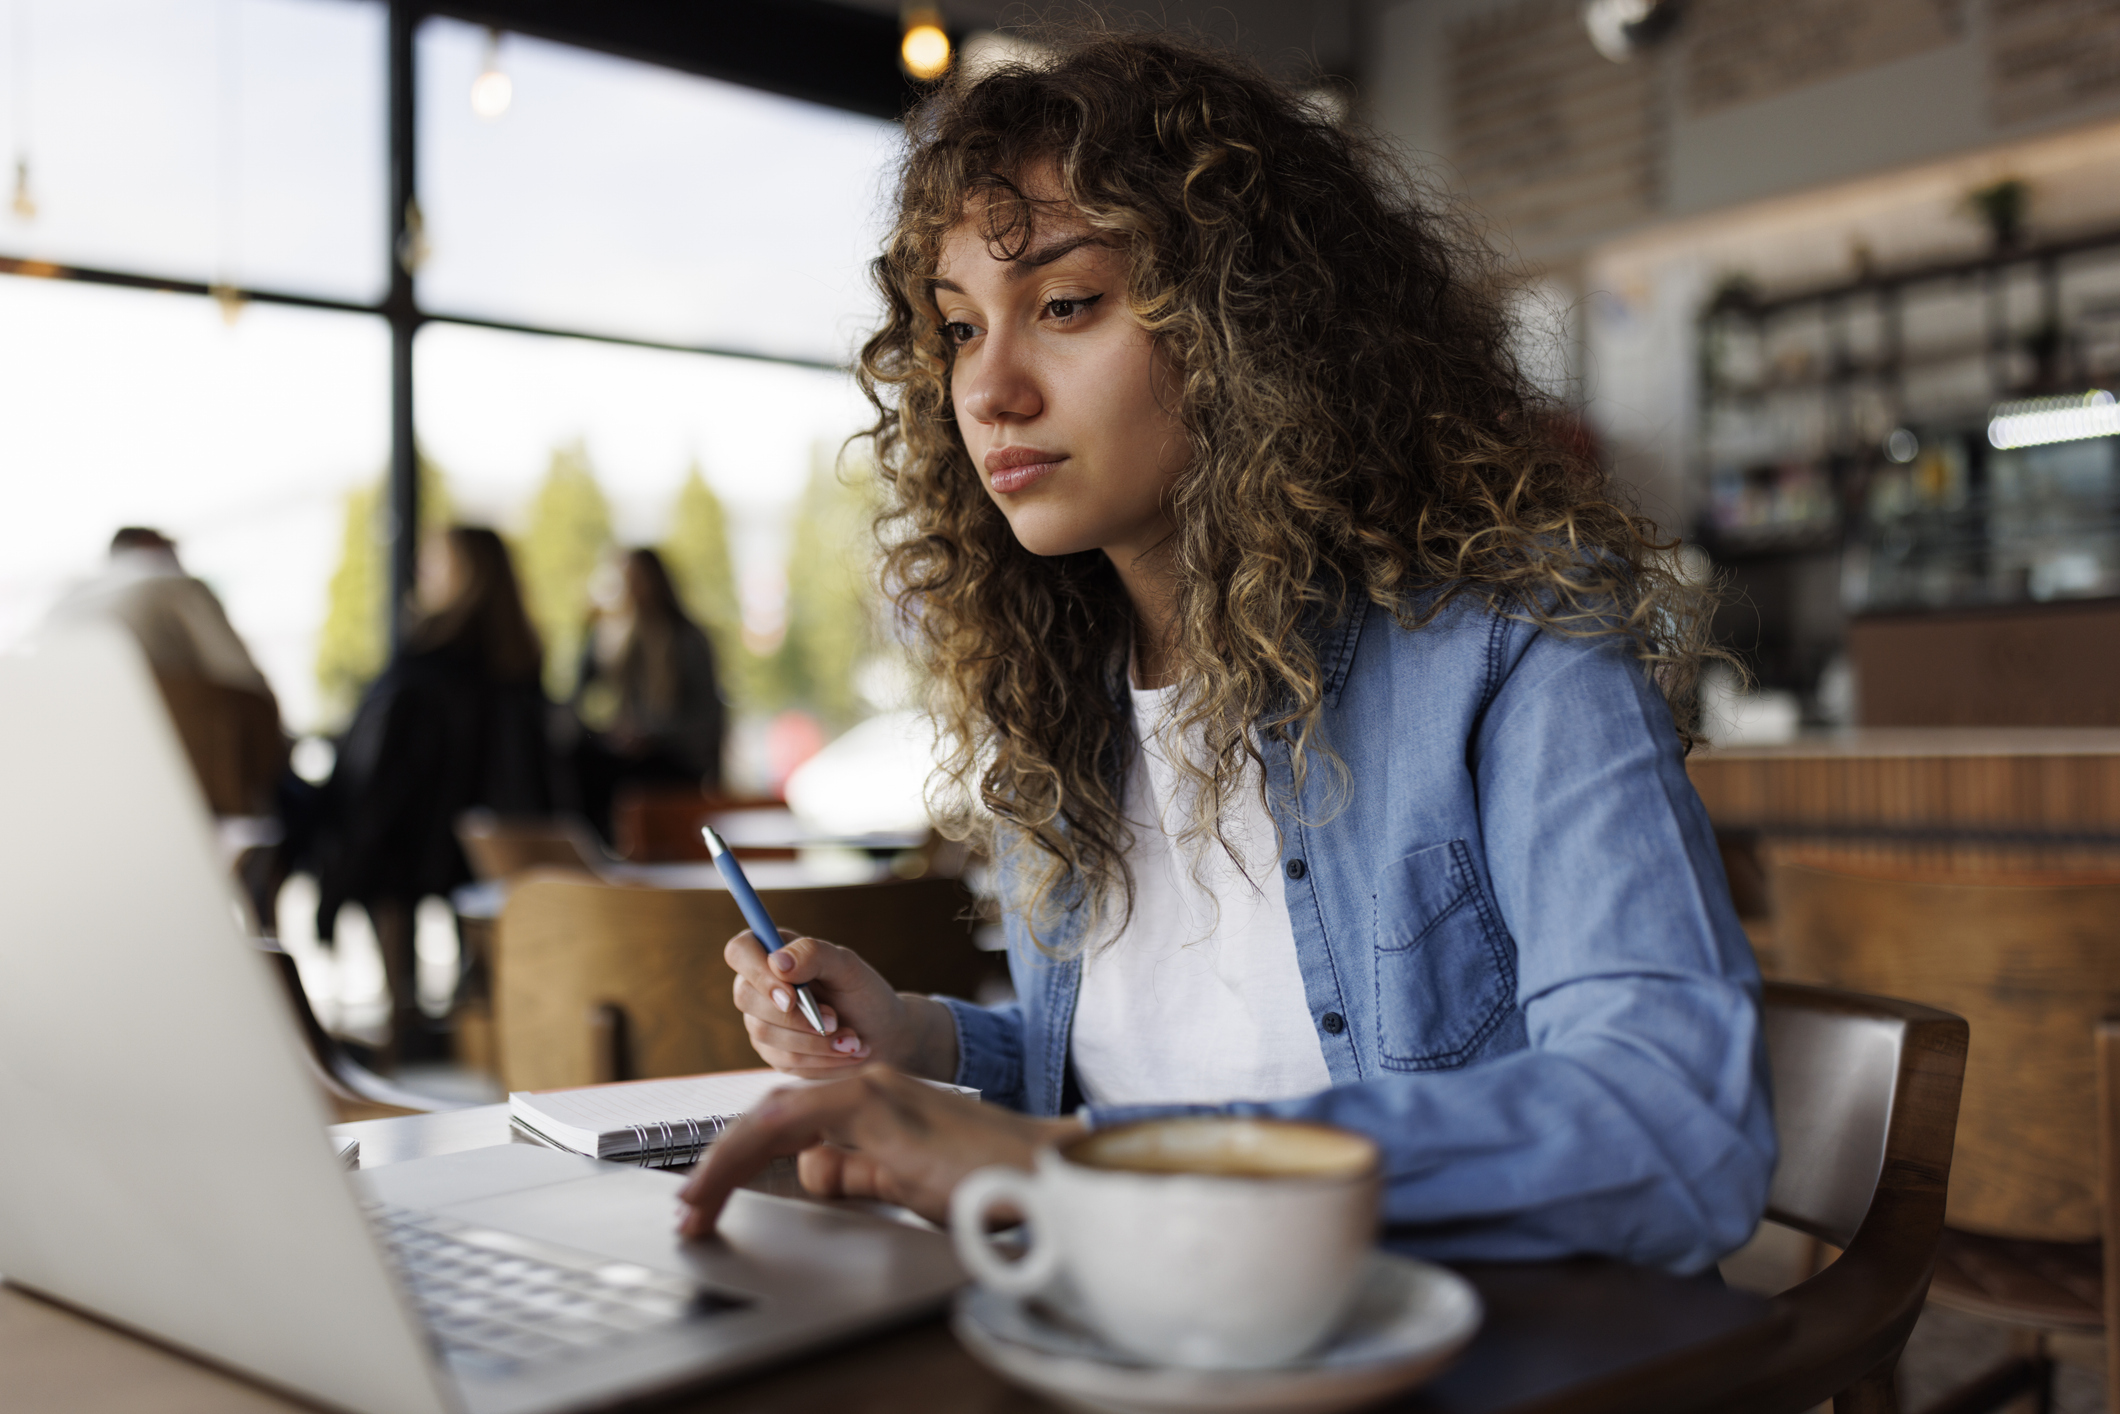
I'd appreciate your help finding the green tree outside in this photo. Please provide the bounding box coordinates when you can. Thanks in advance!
[311,440,888,747]
[514,439,614,700]
[659,463,746,683]
[778,441,883,731]
[313,455,452,730]
[660,462,811,716]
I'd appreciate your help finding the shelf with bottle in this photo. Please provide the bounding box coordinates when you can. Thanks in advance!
[1845,420,2120,615]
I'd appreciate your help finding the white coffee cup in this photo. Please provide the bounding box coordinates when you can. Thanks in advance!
[949,1116,1381,1369]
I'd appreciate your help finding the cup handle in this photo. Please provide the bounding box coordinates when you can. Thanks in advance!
[949,1164,1059,1298]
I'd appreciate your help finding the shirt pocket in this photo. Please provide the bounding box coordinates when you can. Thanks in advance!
[1372,839,1518,1071]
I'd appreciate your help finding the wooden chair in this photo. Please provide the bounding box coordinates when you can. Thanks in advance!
[1772,861,2120,1413]
[255,941,462,1121]
[454,809,611,880]
[152,671,286,817]
[611,786,785,862]
[1718,981,1968,1414]
[491,871,996,1091]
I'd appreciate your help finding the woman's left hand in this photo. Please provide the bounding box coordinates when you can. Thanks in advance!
[675,1065,1080,1236]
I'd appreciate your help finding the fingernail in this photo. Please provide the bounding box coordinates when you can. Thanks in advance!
[832,1034,864,1054]
[772,988,790,1012]
[820,1008,838,1031]
[770,952,794,974]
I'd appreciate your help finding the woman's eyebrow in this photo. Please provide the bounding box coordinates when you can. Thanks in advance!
[925,233,1104,297]
[1008,233,1101,278]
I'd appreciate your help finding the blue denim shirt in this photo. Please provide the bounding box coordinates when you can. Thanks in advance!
[937,594,1776,1274]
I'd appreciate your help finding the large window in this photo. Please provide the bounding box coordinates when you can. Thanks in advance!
[0,277,388,731]
[2,0,899,748]
[417,18,897,361]
[2,0,385,298]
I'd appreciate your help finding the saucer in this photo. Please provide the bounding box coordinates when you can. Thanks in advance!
[951,1251,1482,1414]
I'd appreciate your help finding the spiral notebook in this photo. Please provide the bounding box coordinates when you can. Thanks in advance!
[508,1069,978,1169]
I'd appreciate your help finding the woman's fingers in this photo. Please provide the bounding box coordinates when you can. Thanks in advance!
[795,1143,855,1198]
[677,1075,879,1234]
[742,1018,870,1077]
[676,1067,1065,1239]
[732,977,847,1051]
[726,931,861,1056]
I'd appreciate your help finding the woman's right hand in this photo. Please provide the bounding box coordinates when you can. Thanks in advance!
[724,929,959,1082]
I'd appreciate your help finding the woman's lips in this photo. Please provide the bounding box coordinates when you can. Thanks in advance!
[985,449,1066,494]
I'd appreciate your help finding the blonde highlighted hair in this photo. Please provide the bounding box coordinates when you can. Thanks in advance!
[857,31,1719,942]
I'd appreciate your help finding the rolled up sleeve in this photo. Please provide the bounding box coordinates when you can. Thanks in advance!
[938,996,1029,1111]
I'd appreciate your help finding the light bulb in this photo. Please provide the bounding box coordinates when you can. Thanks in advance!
[902,24,951,80]
[471,29,511,119]
[11,158,36,221]
[471,67,512,118]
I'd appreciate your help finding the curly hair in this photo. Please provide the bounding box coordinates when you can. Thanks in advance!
[857,31,1718,944]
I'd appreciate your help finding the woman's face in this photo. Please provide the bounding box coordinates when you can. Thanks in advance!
[416,534,467,614]
[621,557,654,615]
[937,204,1188,569]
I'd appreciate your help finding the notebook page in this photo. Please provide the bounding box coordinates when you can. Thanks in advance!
[509,1071,982,1158]
[514,1071,798,1140]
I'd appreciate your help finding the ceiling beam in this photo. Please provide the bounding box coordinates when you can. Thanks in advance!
[424,0,920,120]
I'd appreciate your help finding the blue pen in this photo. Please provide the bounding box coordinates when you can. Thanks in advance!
[701,825,831,1037]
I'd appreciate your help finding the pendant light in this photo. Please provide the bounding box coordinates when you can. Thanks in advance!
[471,28,511,119]
[9,0,36,221]
[901,6,951,81]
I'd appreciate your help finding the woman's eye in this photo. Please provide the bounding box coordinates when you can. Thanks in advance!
[942,320,978,346]
[1045,293,1103,322]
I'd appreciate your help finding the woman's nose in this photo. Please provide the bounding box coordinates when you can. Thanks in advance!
[958,338,1042,425]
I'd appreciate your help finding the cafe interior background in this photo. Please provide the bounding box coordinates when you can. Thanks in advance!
[8,0,2120,1405]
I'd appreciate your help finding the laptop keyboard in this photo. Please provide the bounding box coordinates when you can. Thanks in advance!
[367,1203,750,1376]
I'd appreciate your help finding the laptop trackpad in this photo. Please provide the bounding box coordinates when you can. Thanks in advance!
[357,1146,963,1310]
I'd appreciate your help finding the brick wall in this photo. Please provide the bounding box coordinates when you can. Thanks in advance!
[1437,0,2120,256]
[1447,0,1661,245]
[1990,0,2120,124]
[1685,0,1963,115]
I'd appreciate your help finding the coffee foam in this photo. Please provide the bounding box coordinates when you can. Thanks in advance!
[1068,1117,1377,1179]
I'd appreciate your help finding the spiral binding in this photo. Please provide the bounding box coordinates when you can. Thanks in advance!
[620,1114,731,1167]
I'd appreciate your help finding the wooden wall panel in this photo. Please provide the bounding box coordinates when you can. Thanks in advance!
[1847,600,2120,727]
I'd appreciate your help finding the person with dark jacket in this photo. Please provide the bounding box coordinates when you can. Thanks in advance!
[571,548,727,839]
[308,525,557,1065]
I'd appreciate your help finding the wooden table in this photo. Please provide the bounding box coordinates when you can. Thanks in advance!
[1,1105,1799,1414]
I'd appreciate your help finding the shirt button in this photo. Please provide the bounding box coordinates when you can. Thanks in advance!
[1320,1012,1346,1035]
[1285,858,1307,880]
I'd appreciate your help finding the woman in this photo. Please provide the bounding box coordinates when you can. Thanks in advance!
[572,547,728,838]
[679,34,1773,1273]
[309,525,557,1064]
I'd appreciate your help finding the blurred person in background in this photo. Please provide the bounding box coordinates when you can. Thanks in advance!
[304,525,558,1066]
[47,527,286,818]
[571,547,727,839]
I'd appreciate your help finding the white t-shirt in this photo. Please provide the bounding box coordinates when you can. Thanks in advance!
[1068,682,1333,1107]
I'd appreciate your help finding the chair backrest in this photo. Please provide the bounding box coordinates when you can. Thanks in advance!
[1723,983,1966,1413]
[1762,983,1960,1248]
[454,809,607,881]
[491,871,990,1091]
[610,787,787,862]
[152,672,286,817]
[1774,860,2120,1241]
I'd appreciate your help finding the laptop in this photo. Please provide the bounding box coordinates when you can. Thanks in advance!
[0,627,965,1414]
